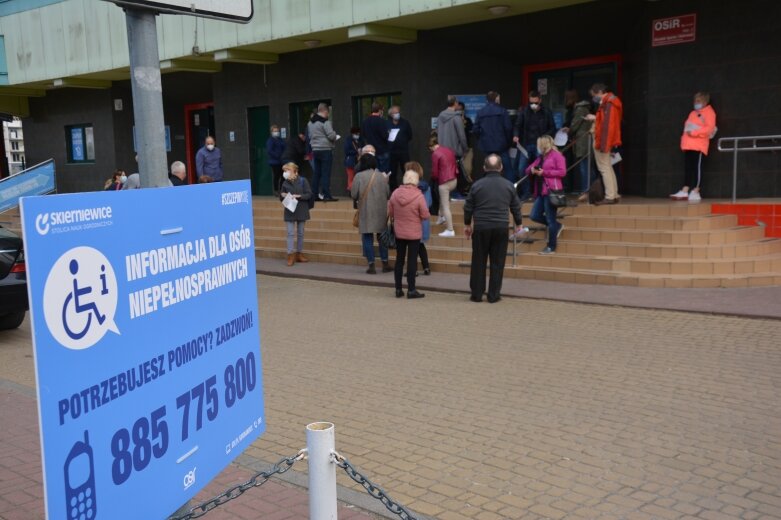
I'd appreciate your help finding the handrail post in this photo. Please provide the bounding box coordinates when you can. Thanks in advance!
[732,145,738,203]
[307,422,337,520]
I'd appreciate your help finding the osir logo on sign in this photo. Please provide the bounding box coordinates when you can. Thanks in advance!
[43,246,120,350]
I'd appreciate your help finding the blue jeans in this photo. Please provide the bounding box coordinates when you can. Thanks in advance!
[361,233,388,263]
[577,155,591,193]
[312,150,334,198]
[376,152,391,174]
[516,145,538,199]
[530,195,561,251]
[286,221,305,253]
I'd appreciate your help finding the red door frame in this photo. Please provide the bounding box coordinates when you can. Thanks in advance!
[184,102,214,185]
[521,53,623,100]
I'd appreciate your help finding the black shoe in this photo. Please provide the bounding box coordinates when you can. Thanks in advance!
[487,296,502,304]
[407,291,425,299]
[395,289,404,298]
[366,263,376,274]
[324,197,339,202]
[382,262,393,273]
[423,268,431,276]
[469,295,483,303]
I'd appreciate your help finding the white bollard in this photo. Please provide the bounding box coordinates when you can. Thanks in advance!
[306,422,338,520]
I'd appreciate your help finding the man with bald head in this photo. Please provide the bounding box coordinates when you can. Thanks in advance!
[463,154,525,303]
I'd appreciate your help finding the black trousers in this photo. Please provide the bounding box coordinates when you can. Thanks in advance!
[417,242,430,270]
[389,152,410,192]
[470,227,509,301]
[684,150,703,189]
[271,164,283,193]
[395,239,420,291]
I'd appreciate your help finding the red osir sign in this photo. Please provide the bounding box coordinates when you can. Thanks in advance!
[652,14,697,47]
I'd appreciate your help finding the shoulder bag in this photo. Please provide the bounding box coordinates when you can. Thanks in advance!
[379,218,397,250]
[353,171,377,227]
[544,177,568,208]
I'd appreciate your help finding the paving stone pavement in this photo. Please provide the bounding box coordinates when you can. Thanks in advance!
[2,275,781,519]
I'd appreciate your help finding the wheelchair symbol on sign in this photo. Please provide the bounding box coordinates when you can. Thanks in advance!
[62,259,109,340]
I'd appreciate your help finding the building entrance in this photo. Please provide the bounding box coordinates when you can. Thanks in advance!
[184,102,215,184]
[523,55,621,129]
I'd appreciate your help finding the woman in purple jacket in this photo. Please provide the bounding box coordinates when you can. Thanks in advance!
[526,135,566,255]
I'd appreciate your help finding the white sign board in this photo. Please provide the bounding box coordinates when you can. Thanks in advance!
[109,0,253,23]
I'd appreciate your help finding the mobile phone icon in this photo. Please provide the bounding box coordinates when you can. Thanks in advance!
[64,431,97,520]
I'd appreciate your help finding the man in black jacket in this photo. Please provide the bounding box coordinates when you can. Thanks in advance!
[361,103,390,174]
[513,90,556,199]
[464,154,525,303]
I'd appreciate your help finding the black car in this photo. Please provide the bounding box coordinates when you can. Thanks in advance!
[0,225,27,329]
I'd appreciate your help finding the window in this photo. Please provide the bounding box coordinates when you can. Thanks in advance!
[11,153,20,162]
[65,124,95,163]
[351,92,402,127]
[10,130,16,139]
[10,141,18,150]
[288,99,331,137]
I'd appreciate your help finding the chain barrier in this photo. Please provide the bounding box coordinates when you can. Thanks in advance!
[332,451,418,520]
[168,449,308,520]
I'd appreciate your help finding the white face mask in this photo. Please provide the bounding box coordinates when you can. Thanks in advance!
[272,132,280,138]
[282,171,291,180]
[392,113,401,121]
[120,175,128,184]
[206,144,215,151]
[352,134,360,140]
[530,103,540,111]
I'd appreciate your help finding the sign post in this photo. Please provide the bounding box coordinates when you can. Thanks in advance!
[20,181,264,519]
[125,8,168,188]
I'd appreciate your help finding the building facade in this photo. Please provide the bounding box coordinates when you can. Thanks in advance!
[3,118,25,174]
[0,0,779,197]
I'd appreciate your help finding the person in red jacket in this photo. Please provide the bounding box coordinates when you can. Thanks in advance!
[428,135,458,237]
[671,92,717,203]
[388,169,431,299]
[586,83,622,204]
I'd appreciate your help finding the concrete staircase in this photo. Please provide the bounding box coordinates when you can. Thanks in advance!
[253,197,781,288]
[5,197,781,288]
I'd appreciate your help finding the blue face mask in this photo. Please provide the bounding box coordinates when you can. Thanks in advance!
[592,95,602,104]
[536,147,543,156]
[694,103,704,110]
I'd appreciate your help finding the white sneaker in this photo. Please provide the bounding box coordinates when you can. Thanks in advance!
[438,229,455,237]
[670,190,688,200]
[435,216,446,225]
[688,191,701,203]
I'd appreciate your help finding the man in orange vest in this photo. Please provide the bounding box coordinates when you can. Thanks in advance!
[586,83,622,204]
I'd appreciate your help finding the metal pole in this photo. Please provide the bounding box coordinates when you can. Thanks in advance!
[732,145,738,203]
[125,8,168,188]
[306,422,337,520]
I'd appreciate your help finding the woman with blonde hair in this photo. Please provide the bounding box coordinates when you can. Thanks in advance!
[388,169,430,298]
[279,162,313,266]
[525,135,566,255]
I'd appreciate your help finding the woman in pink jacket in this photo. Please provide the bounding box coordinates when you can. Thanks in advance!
[388,169,431,299]
[671,92,717,203]
[526,135,566,255]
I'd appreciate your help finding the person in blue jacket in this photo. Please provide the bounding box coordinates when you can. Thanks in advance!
[266,124,286,194]
[473,91,513,181]
[405,161,432,276]
[344,126,364,191]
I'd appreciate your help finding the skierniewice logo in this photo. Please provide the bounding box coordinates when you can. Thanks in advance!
[43,246,120,350]
[35,213,50,235]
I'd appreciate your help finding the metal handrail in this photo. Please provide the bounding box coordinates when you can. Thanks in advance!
[717,134,781,202]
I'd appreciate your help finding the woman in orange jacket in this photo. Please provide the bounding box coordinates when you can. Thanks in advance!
[671,92,717,203]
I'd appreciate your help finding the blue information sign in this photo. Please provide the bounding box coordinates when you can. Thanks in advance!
[452,94,488,123]
[0,159,57,213]
[71,128,85,161]
[20,181,263,520]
